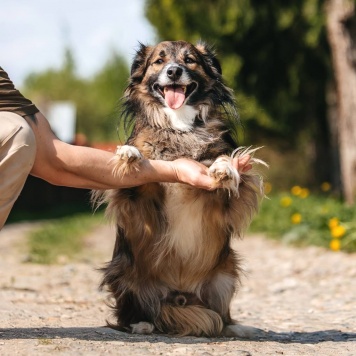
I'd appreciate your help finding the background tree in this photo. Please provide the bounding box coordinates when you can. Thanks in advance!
[145,0,334,191]
[326,0,356,205]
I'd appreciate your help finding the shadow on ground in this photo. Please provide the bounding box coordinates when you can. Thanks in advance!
[0,327,354,344]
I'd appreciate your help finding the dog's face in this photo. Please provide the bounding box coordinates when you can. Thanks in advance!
[125,41,233,131]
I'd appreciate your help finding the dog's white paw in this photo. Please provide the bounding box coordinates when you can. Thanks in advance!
[130,321,155,335]
[111,145,143,177]
[209,156,240,195]
[115,145,143,163]
[222,324,266,339]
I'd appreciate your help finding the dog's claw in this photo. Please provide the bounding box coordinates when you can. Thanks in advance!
[209,156,240,195]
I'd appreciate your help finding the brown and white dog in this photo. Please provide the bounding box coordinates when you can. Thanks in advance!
[94,40,267,338]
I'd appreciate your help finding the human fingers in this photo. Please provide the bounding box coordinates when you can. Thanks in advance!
[241,163,252,172]
[232,154,252,173]
[170,158,217,190]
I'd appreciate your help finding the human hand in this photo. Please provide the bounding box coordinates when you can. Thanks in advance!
[169,155,252,190]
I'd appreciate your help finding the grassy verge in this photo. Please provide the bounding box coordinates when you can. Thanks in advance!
[250,186,356,253]
[25,186,356,264]
[27,212,104,264]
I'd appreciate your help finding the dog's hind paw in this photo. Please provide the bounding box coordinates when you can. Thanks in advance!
[130,321,155,335]
[110,145,143,177]
[209,156,241,195]
[222,324,266,339]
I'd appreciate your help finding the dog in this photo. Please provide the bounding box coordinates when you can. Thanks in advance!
[93,40,267,338]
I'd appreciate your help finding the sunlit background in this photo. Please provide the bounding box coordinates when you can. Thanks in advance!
[2,0,356,252]
[2,0,156,85]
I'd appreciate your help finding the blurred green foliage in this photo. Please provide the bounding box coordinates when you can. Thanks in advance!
[23,48,129,142]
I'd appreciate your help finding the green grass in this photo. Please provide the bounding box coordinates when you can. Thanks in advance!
[250,187,356,253]
[27,212,104,264]
[8,202,94,223]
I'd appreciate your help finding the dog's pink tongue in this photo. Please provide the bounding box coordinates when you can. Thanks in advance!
[164,86,185,110]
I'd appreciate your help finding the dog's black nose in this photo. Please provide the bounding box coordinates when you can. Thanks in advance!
[167,65,183,81]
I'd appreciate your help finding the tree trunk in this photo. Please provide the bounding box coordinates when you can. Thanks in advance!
[326,0,356,205]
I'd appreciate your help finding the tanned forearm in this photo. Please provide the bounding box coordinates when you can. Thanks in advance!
[25,113,180,189]
[51,141,183,189]
[25,113,215,190]
[25,112,251,191]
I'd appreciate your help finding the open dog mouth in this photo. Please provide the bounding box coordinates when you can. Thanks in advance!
[153,83,198,110]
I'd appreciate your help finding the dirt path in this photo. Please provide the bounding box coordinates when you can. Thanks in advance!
[0,223,355,355]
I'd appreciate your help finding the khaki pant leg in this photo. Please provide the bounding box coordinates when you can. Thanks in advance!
[0,112,36,229]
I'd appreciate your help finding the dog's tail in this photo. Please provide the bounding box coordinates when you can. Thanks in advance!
[155,305,223,337]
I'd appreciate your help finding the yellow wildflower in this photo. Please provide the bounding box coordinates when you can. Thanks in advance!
[328,217,339,229]
[280,196,292,207]
[330,225,346,239]
[291,213,302,224]
[321,182,331,192]
[329,239,341,251]
[299,188,310,199]
[291,186,302,196]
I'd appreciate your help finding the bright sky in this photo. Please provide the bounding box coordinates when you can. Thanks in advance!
[1,0,156,86]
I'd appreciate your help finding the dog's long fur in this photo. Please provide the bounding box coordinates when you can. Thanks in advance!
[93,41,266,338]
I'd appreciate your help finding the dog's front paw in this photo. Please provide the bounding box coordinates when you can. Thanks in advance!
[130,321,155,335]
[209,156,240,195]
[115,145,143,163]
[111,145,143,177]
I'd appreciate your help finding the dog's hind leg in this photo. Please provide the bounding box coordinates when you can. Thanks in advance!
[222,323,266,339]
[201,272,236,324]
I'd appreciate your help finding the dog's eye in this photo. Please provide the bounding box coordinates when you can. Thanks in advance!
[154,58,164,65]
[185,57,195,64]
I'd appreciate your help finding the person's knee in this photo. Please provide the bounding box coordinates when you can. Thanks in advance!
[0,112,37,171]
[14,121,37,169]
[0,112,37,229]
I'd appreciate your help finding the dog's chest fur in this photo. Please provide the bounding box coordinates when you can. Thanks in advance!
[129,118,233,162]
[157,184,230,292]
[124,122,234,290]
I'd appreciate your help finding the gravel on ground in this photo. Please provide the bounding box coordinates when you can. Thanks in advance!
[0,222,355,355]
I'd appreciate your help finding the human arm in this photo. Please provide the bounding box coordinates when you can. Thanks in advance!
[25,112,251,190]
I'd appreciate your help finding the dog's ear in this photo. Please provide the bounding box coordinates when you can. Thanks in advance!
[196,41,235,106]
[195,41,222,77]
[130,42,151,83]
